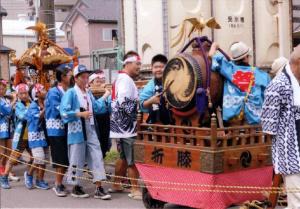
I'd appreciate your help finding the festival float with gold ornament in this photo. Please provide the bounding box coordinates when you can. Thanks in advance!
[135,15,277,209]
[9,22,76,89]
[170,16,221,48]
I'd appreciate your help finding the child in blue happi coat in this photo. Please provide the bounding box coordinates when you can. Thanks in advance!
[209,42,271,125]
[24,83,49,190]
[60,65,111,200]
[0,79,14,174]
[139,54,173,124]
[0,84,33,189]
[45,64,72,197]
[88,71,111,158]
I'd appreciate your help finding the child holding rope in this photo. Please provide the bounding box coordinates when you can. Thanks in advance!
[25,83,49,190]
[60,65,111,200]
[0,79,14,174]
[0,84,33,189]
[45,64,72,197]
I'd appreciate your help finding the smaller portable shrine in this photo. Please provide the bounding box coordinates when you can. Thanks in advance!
[9,22,76,89]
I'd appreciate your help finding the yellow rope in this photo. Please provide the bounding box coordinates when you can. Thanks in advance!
[0,145,288,193]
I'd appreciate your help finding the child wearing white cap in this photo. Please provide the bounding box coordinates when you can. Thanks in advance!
[60,64,111,200]
[209,42,271,125]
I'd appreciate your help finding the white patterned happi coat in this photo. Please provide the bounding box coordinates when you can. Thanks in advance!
[261,68,300,176]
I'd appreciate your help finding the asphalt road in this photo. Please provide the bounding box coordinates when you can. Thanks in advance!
[0,164,245,209]
[1,164,144,209]
[0,164,284,209]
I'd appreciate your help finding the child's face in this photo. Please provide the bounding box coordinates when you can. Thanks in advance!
[0,84,6,97]
[76,73,89,88]
[92,77,105,86]
[152,62,165,80]
[92,77,102,86]
[62,71,73,87]
[37,89,47,100]
[18,91,30,102]
[25,78,33,86]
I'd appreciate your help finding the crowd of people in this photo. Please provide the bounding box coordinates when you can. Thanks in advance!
[0,50,170,201]
[0,41,299,207]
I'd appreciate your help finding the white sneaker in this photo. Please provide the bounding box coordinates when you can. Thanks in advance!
[8,173,20,182]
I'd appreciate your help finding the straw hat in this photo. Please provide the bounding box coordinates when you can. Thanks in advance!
[230,42,251,61]
[270,57,288,76]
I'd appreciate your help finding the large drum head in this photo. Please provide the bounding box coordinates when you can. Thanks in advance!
[163,56,197,109]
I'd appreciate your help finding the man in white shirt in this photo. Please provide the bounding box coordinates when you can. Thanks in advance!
[110,51,142,200]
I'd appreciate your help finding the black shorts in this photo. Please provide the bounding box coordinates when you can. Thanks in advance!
[95,113,110,158]
[48,136,69,168]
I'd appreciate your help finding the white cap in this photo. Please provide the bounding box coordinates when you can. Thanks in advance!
[271,57,288,76]
[73,64,91,77]
[230,42,251,61]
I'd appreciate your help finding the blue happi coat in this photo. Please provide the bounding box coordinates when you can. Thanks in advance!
[25,100,48,149]
[139,78,156,113]
[45,86,65,137]
[139,78,172,125]
[0,97,12,139]
[212,54,271,124]
[12,101,29,150]
[60,87,108,145]
[95,96,112,115]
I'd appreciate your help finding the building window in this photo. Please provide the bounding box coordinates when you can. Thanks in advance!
[103,28,118,41]
[66,31,72,40]
[56,8,68,12]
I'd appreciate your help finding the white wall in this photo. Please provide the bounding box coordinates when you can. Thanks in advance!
[3,36,37,58]
[168,0,212,56]
[136,0,164,64]
[123,0,292,67]
[123,0,136,53]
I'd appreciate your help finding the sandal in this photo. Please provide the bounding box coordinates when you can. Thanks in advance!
[128,191,142,200]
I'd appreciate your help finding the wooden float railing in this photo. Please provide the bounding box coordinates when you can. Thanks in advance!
[135,111,272,174]
[137,112,271,150]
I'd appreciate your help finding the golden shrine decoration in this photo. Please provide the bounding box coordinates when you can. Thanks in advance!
[171,16,221,48]
[9,22,73,88]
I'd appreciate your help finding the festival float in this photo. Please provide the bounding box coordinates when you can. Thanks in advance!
[135,17,276,209]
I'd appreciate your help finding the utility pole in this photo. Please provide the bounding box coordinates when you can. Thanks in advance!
[0,0,8,45]
[38,0,56,42]
[0,0,9,80]
[0,0,2,45]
